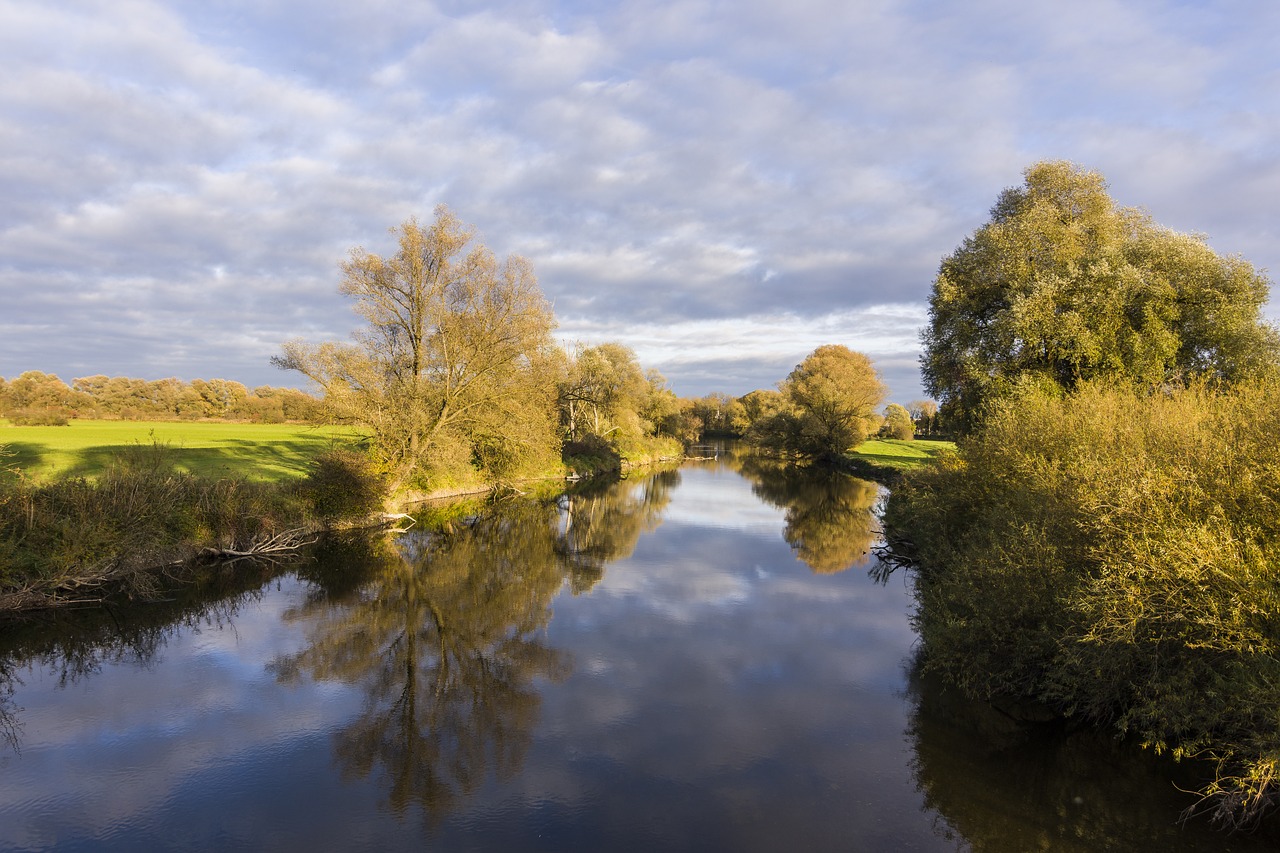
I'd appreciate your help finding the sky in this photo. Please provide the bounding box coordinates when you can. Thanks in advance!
[2,0,1277,403]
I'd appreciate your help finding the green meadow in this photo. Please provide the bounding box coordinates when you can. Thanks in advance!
[847,438,955,472]
[0,420,363,483]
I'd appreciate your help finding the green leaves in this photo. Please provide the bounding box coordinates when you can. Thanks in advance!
[278,207,560,491]
[749,344,887,459]
[924,160,1277,433]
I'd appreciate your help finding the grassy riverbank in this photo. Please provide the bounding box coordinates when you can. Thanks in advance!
[0,419,362,483]
[847,438,954,471]
[837,438,955,482]
[0,423,679,613]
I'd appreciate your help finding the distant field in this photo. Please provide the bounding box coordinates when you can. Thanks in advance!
[847,438,955,471]
[0,420,363,483]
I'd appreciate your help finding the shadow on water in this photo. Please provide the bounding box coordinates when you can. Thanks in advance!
[903,633,1280,851]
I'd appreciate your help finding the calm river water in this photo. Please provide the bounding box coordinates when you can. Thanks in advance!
[1,449,1276,851]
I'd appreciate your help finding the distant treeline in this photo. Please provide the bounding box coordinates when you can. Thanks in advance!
[0,370,324,423]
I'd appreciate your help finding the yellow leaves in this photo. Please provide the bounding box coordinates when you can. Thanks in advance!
[895,374,1280,824]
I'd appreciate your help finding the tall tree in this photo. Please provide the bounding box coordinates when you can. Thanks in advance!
[782,344,887,458]
[275,207,558,489]
[923,160,1278,431]
[880,403,914,439]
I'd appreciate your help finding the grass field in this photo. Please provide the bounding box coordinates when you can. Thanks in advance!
[0,420,363,483]
[846,438,955,472]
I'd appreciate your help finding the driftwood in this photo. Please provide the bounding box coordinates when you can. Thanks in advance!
[197,529,317,564]
[0,528,319,615]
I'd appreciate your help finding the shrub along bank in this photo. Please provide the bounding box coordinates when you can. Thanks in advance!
[0,443,387,612]
[0,429,676,613]
[883,379,1280,828]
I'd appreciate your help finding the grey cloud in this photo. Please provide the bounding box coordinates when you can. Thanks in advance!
[2,0,1277,398]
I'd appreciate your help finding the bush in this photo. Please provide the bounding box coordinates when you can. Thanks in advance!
[561,433,621,476]
[7,407,70,426]
[0,442,308,599]
[884,379,1280,827]
[299,448,387,523]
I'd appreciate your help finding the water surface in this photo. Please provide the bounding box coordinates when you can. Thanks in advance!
[1,451,1275,850]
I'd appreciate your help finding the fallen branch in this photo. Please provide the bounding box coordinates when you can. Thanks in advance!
[198,528,317,564]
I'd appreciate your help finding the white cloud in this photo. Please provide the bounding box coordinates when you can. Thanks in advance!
[1,0,1276,398]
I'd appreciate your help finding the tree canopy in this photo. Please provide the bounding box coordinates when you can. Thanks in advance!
[275,207,559,489]
[783,344,887,458]
[922,160,1279,430]
[745,345,887,460]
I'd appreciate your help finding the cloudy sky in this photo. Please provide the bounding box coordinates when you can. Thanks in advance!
[2,0,1277,402]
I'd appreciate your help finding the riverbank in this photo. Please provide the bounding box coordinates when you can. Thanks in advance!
[0,435,683,615]
[835,438,956,483]
[883,381,1280,828]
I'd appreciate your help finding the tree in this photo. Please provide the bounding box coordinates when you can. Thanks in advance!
[735,388,787,435]
[781,345,887,458]
[922,160,1279,431]
[275,207,558,489]
[880,403,914,440]
[2,371,76,413]
[190,378,249,418]
[906,399,938,434]
[558,342,652,440]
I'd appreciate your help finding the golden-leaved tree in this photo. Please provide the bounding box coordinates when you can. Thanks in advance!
[275,207,559,490]
[923,160,1278,431]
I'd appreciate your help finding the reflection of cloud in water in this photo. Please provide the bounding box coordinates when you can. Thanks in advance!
[660,471,785,534]
[0,581,364,850]
[592,530,766,621]
[522,523,934,850]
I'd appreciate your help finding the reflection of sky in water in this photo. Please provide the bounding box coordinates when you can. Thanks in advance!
[508,465,933,850]
[656,466,784,535]
[1,461,1269,851]
[0,586,369,850]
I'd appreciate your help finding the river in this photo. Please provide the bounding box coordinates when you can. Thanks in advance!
[0,448,1275,851]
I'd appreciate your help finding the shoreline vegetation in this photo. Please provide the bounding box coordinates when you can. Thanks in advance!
[0,405,920,617]
[0,421,682,615]
[885,161,1280,830]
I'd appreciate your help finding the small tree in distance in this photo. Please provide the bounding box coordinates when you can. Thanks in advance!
[747,345,887,460]
[906,400,938,435]
[880,403,914,440]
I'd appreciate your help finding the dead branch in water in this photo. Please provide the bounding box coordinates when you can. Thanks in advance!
[196,529,318,565]
[0,529,318,614]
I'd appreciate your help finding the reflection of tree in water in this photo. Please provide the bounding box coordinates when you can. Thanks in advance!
[273,499,578,826]
[737,458,880,573]
[903,661,1280,852]
[556,467,678,594]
